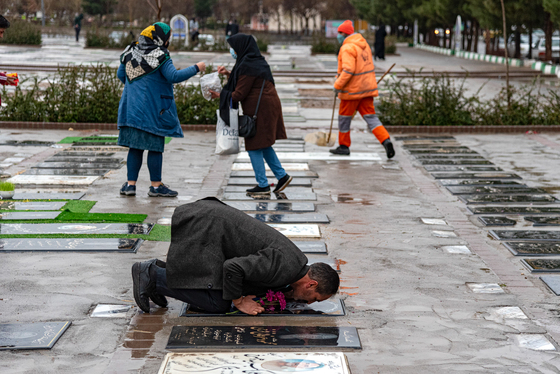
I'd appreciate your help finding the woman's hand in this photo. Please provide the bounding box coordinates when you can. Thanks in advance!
[209,90,220,99]
[217,66,230,76]
[196,61,206,73]
[6,75,16,85]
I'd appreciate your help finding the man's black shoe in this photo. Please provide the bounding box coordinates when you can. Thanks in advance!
[329,146,350,155]
[132,260,158,313]
[246,185,271,195]
[382,139,395,159]
[148,259,168,308]
[273,174,293,193]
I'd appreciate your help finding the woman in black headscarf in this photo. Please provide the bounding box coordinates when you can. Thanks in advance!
[212,34,292,196]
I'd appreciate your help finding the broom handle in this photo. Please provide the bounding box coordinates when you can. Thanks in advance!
[326,92,337,143]
[377,63,396,84]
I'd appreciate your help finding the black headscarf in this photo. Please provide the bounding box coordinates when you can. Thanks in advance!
[219,34,274,125]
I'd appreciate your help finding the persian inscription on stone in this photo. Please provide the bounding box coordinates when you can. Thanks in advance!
[447,186,540,195]
[490,230,560,241]
[468,206,560,215]
[523,259,560,272]
[223,192,317,201]
[431,173,522,180]
[439,179,524,186]
[525,217,560,226]
[0,223,153,235]
[0,201,66,211]
[0,238,142,252]
[424,166,502,172]
[459,194,558,205]
[0,322,71,350]
[249,213,330,224]
[33,162,123,169]
[420,160,494,166]
[504,242,560,256]
[224,201,316,212]
[478,216,517,226]
[292,241,327,253]
[23,169,111,176]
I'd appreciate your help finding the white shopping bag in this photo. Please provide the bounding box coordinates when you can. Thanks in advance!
[215,108,239,155]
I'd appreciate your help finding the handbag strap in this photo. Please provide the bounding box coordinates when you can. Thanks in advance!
[253,80,266,120]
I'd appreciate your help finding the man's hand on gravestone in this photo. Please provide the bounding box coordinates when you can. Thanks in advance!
[232,295,265,315]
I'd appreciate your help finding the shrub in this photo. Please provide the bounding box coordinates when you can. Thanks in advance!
[385,35,397,54]
[0,20,41,45]
[312,36,339,54]
[256,36,269,53]
[86,29,134,49]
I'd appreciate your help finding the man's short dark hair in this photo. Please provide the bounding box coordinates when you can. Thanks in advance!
[0,15,10,29]
[309,262,340,296]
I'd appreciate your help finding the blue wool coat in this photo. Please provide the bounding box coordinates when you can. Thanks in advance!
[117,60,198,138]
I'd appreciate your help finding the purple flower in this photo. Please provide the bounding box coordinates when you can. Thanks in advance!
[277,292,287,310]
[266,290,275,302]
[268,306,275,312]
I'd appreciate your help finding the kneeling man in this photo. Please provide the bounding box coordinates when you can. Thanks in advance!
[132,197,339,315]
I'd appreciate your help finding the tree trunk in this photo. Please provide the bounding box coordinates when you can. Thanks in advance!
[473,21,479,53]
[277,8,281,34]
[528,26,533,59]
[305,16,309,36]
[467,21,473,51]
[514,28,520,59]
[545,12,553,61]
[290,11,293,34]
[485,28,491,55]
[500,0,511,109]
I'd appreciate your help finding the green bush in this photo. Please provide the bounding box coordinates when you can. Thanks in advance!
[0,20,41,45]
[256,36,269,53]
[0,64,217,124]
[86,29,134,49]
[311,36,339,54]
[385,35,397,54]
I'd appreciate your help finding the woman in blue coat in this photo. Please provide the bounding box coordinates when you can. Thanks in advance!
[117,22,205,197]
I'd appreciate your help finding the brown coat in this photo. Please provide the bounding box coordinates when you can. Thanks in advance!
[231,75,286,151]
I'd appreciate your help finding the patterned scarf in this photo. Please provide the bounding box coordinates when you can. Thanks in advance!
[120,22,171,82]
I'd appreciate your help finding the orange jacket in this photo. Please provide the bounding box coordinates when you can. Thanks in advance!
[334,33,378,100]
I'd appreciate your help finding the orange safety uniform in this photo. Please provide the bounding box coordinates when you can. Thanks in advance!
[334,33,390,148]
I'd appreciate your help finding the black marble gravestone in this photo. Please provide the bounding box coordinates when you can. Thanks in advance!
[223,193,317,201]
[0,211,61,220]
[228,178,312,187]
[431,173,522,180]
[439,179,524,186]
[0,238,142,252]
[395,136,455,141]
[468,206,560,215]
[44,157,122,163]
[224,202,316,212]
[166,326,361,349]
[459,195,558,204]
[54,152,116,157]
[0,322,71,350]
[12,192,85,200]
[24,169,110,176]
[414,154,484,159]
[525,217,560,226]
[420,160,494,166]
[248,213,330,224]
[540,276,560,295]
[424,166,502,172]
[33,162,123,169]
[0,201,66,211]
[404,145,472,150]
[504,242,560,256]
[478,216,517,226]
[489,230,560,241]
[292,241,327,254]
[0,223,153,235]
[447,186,541,195]
[230,171,318,178]
[179,299,345,317]
[522,259,560,273]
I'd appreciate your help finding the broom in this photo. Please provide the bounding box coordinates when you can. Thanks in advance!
[305,63,396,147]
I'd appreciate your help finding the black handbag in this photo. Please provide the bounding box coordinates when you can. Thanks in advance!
[238,80,265,138]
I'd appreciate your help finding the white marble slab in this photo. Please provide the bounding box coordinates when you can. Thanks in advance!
[267,224,321,238]
[232,163,309,171]
[516,334,556,351]
[157,218,172,225]
[442,245,472,254]
[421,218,448,225]
[491,307,528,319]
[467,283,505,294]
[237,152,382,162]
[91,304,132,318]
[432,230,457,238]
[3,157,25,163]
[8,175,99,186]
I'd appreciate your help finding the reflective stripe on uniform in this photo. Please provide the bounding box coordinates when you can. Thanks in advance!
[338,115,352,132]
[342,69,375,76]
[363,114,383,132]
[341,88,379,95]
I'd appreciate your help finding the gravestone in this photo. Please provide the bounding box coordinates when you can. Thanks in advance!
[424,166,502,172]
[0,322,71,350]
[522,259,560,272]
[236,152,382,162]
[489,230,560,241]
[158,352,351,374]
[447,186,541,195]
[225,186,314,193]
[307,256,339,271]
[8,175,99,186]
[24,169,110,176]
[469,206,560,215]
[414,154,484,159]
[420,160,494,166]
[230,171,318,178]
[12,192,85,200]
[432,173,521,180]
[166,326,361,349]
[33,162,123,169]
[224,202,316,212]
[0,238,142,252]
[228,178,312,187]
[478,216,517,226]
[223,192,317,201]
[180,299,345,317]
[459,195,559,204]
[525,217,560,226]
[395,136,455,141]
[403,145,471,149]
[91,304,132,317]
[504,242,560,256]
[54,152,116,157]
[0,201,66,211]
[408,149,480,154]
[439,179,524,186]
[232,163,309,171]
[0,223,153,235]
[0,211,61,220]
[293,241,327,253]
[249,213,329,224]
[68,146,125,152]
[44,157,122,163]
[268,224,321,238]
[540,276,560,295]
[0,140,54,147]
[467,283,504,293]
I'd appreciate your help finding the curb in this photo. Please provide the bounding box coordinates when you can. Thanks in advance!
[0,121,215,132]
[416,44,560,78]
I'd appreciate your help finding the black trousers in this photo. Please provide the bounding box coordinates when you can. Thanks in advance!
[154,266,231,313]
[75,27,81,42]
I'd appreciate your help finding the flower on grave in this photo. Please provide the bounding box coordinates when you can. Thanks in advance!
[258,290,287,313]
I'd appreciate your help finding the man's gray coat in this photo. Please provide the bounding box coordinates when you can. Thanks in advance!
[166,197,309,300]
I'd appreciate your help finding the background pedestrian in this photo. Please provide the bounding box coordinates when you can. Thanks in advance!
[374,23,387,61]
[74,14,83,42]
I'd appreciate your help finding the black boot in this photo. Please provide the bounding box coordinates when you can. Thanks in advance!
[246,185,271,195]
[329,145,350,155]
[132,260,157,313]
[148,259,168,308]
[382,139,395,159]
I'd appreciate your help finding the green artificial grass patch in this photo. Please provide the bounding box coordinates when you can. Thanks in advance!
[56,211,147,223]
[63,200,96,213]
[59,136,172,144]
[58,136,83,144]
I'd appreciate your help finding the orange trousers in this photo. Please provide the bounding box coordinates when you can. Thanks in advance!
[338,97,390,148]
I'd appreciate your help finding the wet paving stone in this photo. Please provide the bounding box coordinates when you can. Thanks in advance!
[223,192,317,201]
[525,217,560,226]
[460,194,559,204]
[249,213,329,223]
[0,322,71,350]
[424,166,503,172]
[0,238,143,252]
[23,169,111,176]
[504,242,560,256]
[224,186,314,193]
[179,299,345,317]
[0,223,153,235]
[439,179,524,186]
[166,326,361,349]
[447,186,542,195]
[91,304,133,317]
[478,216,517,226]
[227,178,313,187]
[490,230,560,241]
[522,259,560,273]
[12,192,85,200]
[224,202,316,212]
[432,173,522,179]
[420,160,494,165]
[33,162,123,169]
[293,241,327,253]
[44,157,122,163]
[0,201,66,211]
[230,170,318,178]
[539,275,560,295]
[468,206,560,215]
[0,211,61,220]
[408,149,479,154]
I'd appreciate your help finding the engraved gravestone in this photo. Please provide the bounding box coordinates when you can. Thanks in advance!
[478,216,517,226]
[230,171,318,178]
[249,213,330,224]
[414,154,484,159]
[292,241,327,253]
[420,160,494,166]
[504,242,560,256]
[23,169,111,176]
[432,173,522,180]
[33,162,123,169]
[225,186,314,193]
[0,238,142,252]
[0,211,61,220]
[223,192,317,201]
[459,195,558,204]
[0,201,66,211]
[490,230,560,241]
[0,223,153,235]
[0,322,71,350]
[228,178,312,187]
[44,157,122,163]
[439,179,524,186]
[224,202,316,212]
[522,259,560,272]
[424,166,502,172]
[447,186,541,195]
[469,206,560,215]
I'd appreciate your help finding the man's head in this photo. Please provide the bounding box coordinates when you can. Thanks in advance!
[0,15,10,38]
[290,263,340,304]
[337,20,354,43]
